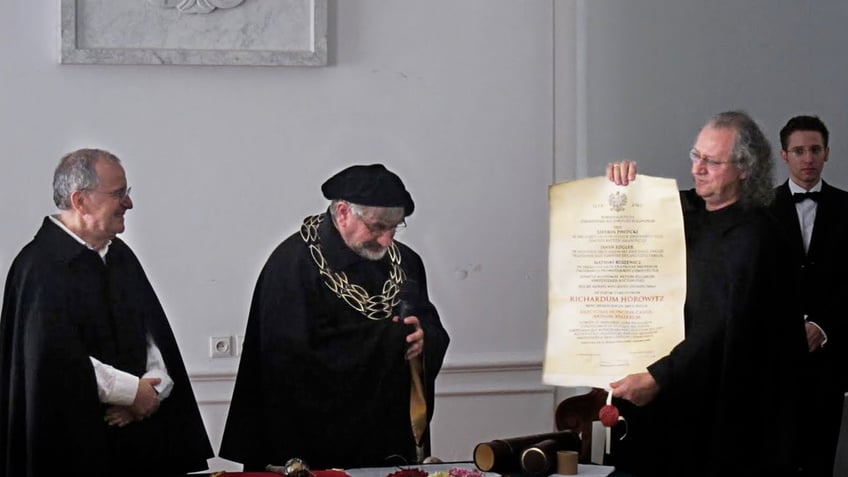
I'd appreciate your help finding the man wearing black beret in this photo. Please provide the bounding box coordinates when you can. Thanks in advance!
[220,164,450,470]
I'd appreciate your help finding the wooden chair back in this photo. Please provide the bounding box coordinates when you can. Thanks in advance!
[554,387,609,464]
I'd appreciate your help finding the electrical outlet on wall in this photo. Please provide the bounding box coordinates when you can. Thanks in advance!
[210,336,233,358]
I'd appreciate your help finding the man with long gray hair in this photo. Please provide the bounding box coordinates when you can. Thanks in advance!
[605,111,806,476]
[0,148,212,476]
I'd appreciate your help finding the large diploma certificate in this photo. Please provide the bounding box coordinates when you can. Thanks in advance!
[543,175,686,388]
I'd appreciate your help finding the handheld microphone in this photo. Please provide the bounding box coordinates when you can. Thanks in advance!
[396,299,418,336]
[396,281,419,336]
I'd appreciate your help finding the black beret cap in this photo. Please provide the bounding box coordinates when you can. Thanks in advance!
[321,164,415,216]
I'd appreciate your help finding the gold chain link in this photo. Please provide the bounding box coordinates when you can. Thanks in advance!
[300,214,405,321]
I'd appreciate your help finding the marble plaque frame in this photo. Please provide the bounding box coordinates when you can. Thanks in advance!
[60,0,327,66]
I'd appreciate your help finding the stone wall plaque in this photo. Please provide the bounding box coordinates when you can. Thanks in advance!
[61,0,327,66]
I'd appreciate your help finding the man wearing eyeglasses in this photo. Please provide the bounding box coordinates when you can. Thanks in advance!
[220,164,450,471]
[605,111,806,477]
[0,148,213,476]
[771,115,848,477]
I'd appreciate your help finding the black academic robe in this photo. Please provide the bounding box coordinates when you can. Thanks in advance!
[219,213,449,470]
[772,180,848,477]
[0,218,213,477]
[612,190,806,477]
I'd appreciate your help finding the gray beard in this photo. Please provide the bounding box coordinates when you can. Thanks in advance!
[351,243,389,261]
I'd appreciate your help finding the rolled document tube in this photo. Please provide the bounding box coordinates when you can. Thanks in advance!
[473,430,580,474]
[520,438,559,475]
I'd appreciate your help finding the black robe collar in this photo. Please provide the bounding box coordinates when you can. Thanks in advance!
[36,217,106,265]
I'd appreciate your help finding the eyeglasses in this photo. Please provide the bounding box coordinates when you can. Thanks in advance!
[786,145,825,158]
[351,207,407,234]
[689,150,732,170]
[88,186,132,201]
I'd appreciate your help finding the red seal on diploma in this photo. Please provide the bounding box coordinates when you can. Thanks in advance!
[599,404,620,427]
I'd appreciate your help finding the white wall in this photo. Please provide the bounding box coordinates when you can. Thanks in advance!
[564,0,848,187]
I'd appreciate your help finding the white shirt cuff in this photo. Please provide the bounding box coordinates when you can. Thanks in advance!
[111,372,141,405]
[90,356,139,406]
[143,369,174,400]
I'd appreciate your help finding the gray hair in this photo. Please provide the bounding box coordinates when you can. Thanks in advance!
[53,148,121,210]
[707,111,775,208]
[329,200,404,220]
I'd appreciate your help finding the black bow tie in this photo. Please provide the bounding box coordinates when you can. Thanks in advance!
[793,191,821,203]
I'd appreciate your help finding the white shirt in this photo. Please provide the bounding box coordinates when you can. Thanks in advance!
[48,215,173,405]
[787,180,822,254]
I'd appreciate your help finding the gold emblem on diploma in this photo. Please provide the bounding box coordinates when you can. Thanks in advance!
[543,175,686,388]
[608,191,627,212]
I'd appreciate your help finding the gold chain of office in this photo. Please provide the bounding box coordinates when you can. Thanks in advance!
[300,214,405,321]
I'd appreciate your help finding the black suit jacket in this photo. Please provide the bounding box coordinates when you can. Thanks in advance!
[772,180,848,389]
